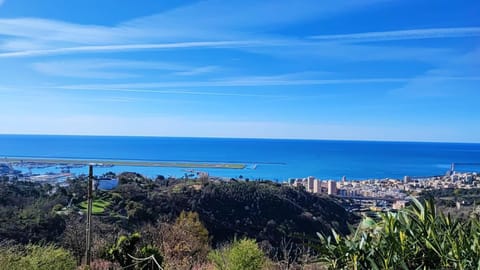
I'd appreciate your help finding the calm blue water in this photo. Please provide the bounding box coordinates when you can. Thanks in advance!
[1,135,480,181]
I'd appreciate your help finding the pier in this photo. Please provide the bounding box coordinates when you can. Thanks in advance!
[2,157,246,170]
[451,162,480,172]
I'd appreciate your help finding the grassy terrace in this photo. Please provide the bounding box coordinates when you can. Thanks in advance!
[78,199,110,214]
[3,157,246,169]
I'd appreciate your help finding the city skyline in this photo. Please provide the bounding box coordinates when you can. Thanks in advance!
[0,0,479,142]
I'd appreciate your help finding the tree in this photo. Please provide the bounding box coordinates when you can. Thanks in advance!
[61,216,85,265]
[228,239,266,270]
[160,211,210,269]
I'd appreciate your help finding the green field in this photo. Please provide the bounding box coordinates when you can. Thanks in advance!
[79,199,111,214]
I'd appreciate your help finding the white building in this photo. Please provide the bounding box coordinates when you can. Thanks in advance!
[313,179,322,193]
[307,176,315,192]
[327,180,337,195]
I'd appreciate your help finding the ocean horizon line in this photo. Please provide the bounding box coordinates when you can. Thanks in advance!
[1,133,479,145]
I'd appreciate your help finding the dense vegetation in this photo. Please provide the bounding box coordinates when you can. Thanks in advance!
[0,181,66,243]
[420,188,480,219]
[0,175,354,269]
[0,244,76,270]
[3,175,479,269]
[317,198,480,269]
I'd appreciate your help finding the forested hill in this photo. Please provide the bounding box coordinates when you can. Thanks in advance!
[129,179,354,246]
[0,175,355,249]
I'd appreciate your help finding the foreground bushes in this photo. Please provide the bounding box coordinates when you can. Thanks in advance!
[0,244,76,270]
[6,199,479,270]
[317,198,480,270]
[160,211,211,269]
[208,238,267,270]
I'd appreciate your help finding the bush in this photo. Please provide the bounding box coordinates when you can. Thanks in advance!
[0,244,76,270]
[317,198,480,270]
[89,259,121,270]
[161,211,210,270]
[108,232,163,268]
[209,238,267,270]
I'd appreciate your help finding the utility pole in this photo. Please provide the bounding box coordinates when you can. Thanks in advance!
[85,164,93,267]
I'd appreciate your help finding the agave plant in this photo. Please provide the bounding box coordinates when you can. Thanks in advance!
[316,198,480,270]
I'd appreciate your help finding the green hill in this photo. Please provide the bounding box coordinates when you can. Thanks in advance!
[0,176,355,261]
[104,177,356,249]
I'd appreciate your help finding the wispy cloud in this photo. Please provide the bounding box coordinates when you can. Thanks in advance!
[174,66,219,76]
[389,48,480,98]
[241,41,454,64]
[0,40,263,58]
[0,18,120,45]
[2,36,450,64]
[0,1,460,71]
[310,27,480,42]
[0,0,392,59]
[48,88,290,99]
[54,76,480,90]
[124,0,388,33]
[32,59,218,78]
[0,1,375,45]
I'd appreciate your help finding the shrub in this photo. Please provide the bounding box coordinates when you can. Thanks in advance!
[108,232,163,268]
[0,244,76,270]
[160,211,210,270]
[316,198,480,270]
[209,238,267,270]
[89,259,121,270]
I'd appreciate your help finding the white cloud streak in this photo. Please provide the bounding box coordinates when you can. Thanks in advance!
[54,76,480,90]
[0,40,262,58]
[310,27,480,42]
[174,66,219,76]
[0,0,433,62]
[0,1,319,55]
[32,59,218,78]
[56,88,290,98]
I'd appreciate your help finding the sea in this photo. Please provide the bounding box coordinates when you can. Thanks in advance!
[1,134,480,182]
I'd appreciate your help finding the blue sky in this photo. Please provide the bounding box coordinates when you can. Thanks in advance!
[0,0,479,142]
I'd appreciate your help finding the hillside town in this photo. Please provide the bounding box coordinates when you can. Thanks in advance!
[288,171,480,211]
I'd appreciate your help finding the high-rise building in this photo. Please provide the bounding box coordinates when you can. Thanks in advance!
[313,179,321,193]
[307,176,315,192]
[327,180,337,195]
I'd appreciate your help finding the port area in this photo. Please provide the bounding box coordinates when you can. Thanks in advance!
[1,157,246,169]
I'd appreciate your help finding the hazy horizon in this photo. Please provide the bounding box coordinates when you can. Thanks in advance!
[1,133,479,144]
